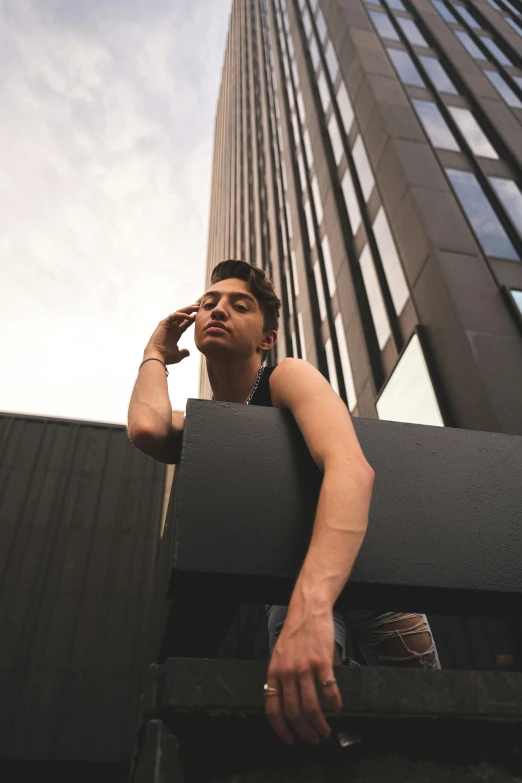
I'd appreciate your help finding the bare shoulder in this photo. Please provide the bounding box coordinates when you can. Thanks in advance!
[269,357,332,409]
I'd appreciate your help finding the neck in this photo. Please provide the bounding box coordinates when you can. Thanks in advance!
[207,356,263,403]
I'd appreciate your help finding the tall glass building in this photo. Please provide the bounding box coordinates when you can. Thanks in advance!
[201,0,522,435]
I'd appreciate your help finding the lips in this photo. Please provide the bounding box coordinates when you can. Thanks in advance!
[206,322,229,332]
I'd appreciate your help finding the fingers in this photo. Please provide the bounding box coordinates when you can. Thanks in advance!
[299,671,333,741]
[264,686,294,746]
[164,304,199,325]
[315,662,343,714]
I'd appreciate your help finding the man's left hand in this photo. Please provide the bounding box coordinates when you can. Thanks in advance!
[264,602,342,746]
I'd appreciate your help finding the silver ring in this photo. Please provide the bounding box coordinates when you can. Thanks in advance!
[320,677,337,688]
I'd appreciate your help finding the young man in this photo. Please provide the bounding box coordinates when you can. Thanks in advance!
[128,259,440,748]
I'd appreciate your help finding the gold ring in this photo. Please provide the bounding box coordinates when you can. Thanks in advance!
[264,683,280,696]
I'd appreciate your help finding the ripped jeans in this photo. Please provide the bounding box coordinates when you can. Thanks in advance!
[265,606,441,670]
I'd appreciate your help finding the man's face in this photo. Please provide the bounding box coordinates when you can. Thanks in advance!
[194,277,274,359]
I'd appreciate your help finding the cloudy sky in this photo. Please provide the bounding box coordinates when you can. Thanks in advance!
[0,0,231,424]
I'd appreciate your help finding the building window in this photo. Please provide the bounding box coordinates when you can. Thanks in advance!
[373,207,410,315]
[388,0,406,9]
[285,200,293,238]
[412,99,460,151]
[369,10,401,41]
[376,333,444,425]
[291,329,298,357]
[511,289,522,313]
[359,245,392,349]
[514,76,522,90]
[297,150,307,189]
[484,70,522,108]
[480,36,512,65]
[314,260,328,320]
[337,82,355,134]
[447,107,498,158]
[502,0,522,18]
[311,175,324,224]
[484,0,501,9]
[292,111,300,145]
[325,338,340,394]
[291,249,300,296]
[453,5,481,28]
[388,48,425,86]
[455,30,487,59]
[310,36,321,71]
[334,312,357,411]
[341,170,362,234]
[328,111,344,164]
[322,234,337,297]
[325,41,339,83]
[296,90,306,122]
[432,0,458,22]
[303,8,313,38]
[318,69,330,111]
[297,312,307,360]
[505,17,522,37]
[316,9,328,43]
[419,56,458,93]
[303,129,313,165]
[352,136,375,201]
[304,198,316,246]
[285,260,294,315]
[446,168,519,260]
[489,177,522,237]
[396,18,429,47]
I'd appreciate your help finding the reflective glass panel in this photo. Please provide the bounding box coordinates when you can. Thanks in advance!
[316,9,328,43]
[334,312,357,411]
[359,246,392,349]
[291,329,298,358]
[303,8,312,37]
[454,6,481,28]
[484,0,501,9]
[318,69,330,111]
[352,136,375,201]
[480,36,512,65]
[325,41,339,83]
[285,200,293,238]
[291,250,300,296]
[502,0,522,17]
[447,107,498,158]
[285,260,294,315]
[325,338,340,394]
[297,312,307,360]
[432,0,457,21]
[455,30,487,59]
[397,17,429,46]
[322,234,337,296]
[446,168,519,259]
[314,261,328,320]
[388,0,406,9]
[328,111,344,164]
[304,199,316,246]
[311,175,324,224]
[514,76,522,90]
[489,177,522,237]
[297,151,307,189]
[337,82,355,133]
[373,207,410,314]
[511,289,522,313]
[377,334,444,425]
[388,48,425,86]
[303,129,313,165]
[297,90,306,122]
[419,56,458,93]
[369,10,400,40]
[412,99,460,150]
[310,36,321,71]
[341,170,362,234]
[363,0,382,4]
[291,111,300,145]
[506,17,522,36]
[484,70,522,107]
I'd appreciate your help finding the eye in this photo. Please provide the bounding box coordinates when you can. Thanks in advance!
[203,302,214,309]
[235,305,247,312]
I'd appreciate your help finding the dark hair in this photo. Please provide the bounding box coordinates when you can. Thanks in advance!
[207,259,281,364]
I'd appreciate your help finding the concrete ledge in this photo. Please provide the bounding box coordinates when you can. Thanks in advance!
[134,659,522,782]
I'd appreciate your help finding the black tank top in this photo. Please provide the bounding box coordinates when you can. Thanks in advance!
[249,364,277,407]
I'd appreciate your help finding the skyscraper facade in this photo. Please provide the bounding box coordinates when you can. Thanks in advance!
[201,0,522,435]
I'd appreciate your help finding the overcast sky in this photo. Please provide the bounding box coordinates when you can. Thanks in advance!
[0,0,231,424]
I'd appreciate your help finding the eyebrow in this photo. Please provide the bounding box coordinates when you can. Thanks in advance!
[199,290,257,305]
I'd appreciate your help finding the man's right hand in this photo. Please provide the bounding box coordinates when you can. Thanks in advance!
[144,304,200,365]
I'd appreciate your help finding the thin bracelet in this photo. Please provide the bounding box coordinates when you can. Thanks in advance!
[139,357,169,376]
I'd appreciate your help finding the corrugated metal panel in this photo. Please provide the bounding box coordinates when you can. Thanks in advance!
[0,412,166,763]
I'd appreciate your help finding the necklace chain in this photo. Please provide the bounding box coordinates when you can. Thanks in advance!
[210,365,265,405]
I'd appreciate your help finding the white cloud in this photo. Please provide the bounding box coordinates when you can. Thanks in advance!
[0,0,230,423]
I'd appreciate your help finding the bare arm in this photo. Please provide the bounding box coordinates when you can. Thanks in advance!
[127,304,200,463]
